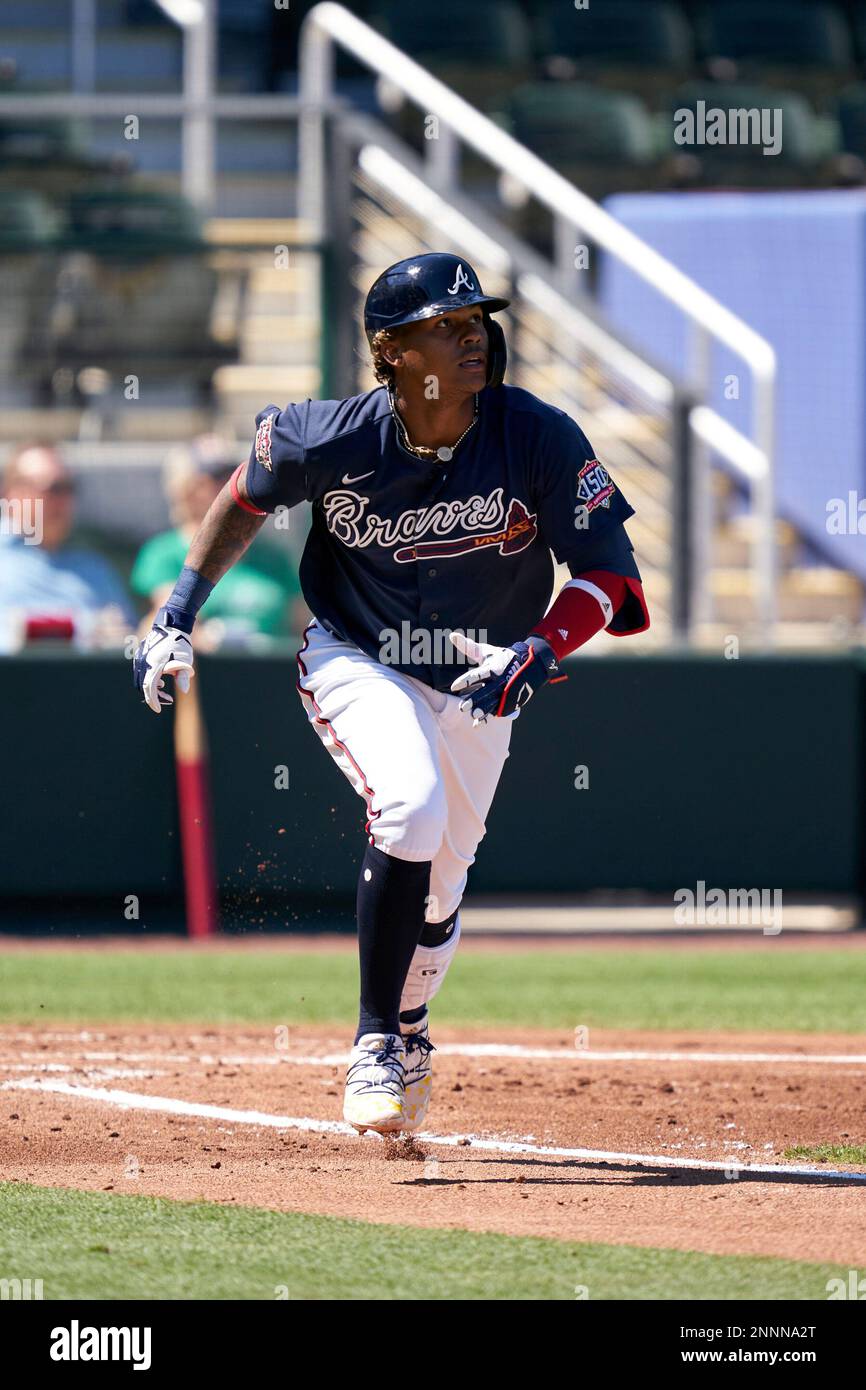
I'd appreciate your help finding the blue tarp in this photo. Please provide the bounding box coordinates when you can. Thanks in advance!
[600,190,866,576]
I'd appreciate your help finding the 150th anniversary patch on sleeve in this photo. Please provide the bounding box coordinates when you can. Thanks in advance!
[576,459,616,512]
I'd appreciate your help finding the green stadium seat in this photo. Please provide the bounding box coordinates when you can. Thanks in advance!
[668,81,837,186]
[697,1,858,110]
[696,0,853,68]
[502,81,662,221]
[539,0,694,70]
[0,189,60,252]
[0,117,128,212]
[534,1,695,110]
[46,189,232,391]
[378,0,531,67]
[66,187,204,255]
[509,81,657,166]
[0,118,85,166]
[0,190,63,387]
[376,0,533,111]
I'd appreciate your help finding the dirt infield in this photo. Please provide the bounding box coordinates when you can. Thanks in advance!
[2,1023,865,1267]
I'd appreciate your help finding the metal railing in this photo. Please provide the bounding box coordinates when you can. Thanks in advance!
[0,0,779,634]
[348,138,686,637]
[299,1,778,637]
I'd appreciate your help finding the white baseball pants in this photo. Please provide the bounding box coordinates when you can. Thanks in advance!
[296,619,513,923]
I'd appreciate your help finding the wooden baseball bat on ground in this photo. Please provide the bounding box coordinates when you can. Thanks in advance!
[173,671,220,938]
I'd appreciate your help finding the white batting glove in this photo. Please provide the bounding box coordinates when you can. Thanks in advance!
[133,620,195,714]
[449,631,519,724]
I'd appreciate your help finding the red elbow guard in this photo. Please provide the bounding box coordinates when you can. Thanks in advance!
[531,571,629,660]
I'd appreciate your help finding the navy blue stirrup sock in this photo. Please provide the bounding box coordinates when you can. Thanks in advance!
[355,843,431,1042]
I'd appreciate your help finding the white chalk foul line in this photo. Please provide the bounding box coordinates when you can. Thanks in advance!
[191,1046,866,1068]
[3,1077,865,1183]
[1,1077,343,1136]
[4,1047,866,1068]
[0,1062,166,1079]
[424,1046,866,1066]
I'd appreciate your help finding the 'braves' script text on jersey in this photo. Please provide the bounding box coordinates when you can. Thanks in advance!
[246,384,644,691]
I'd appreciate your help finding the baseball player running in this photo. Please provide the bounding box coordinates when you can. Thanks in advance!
[134,253,649,1137]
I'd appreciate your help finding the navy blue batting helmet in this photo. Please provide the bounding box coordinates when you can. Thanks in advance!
[363,252,510,387]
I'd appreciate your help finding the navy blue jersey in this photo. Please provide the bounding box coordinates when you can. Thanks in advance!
[246,384,643,692]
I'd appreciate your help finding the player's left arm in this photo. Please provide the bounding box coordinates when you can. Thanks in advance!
[449,533,648,722]
[524,417,650,661]
[528,529,650,663]
[449,422,649,721]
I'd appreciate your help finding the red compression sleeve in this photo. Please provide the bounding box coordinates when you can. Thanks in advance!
[529,570,629,661]
[231,463,267,517]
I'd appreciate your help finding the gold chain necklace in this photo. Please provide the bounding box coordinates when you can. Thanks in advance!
[389,388,479,463]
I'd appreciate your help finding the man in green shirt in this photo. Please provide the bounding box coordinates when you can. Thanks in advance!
[132,435,308,642]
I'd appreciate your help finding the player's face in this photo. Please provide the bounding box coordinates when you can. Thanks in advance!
[393,306,488,396]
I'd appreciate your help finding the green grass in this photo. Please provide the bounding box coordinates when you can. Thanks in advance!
[0,946,864,1032]
[785,1143,866,1165]
[0,1181,848,1301]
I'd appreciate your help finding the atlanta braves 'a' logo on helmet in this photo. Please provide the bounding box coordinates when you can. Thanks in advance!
[447,264,475,296]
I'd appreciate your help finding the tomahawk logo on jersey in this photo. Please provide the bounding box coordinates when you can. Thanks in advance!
[245,383,648,691]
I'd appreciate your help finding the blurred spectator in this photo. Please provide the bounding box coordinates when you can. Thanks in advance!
[131,434,307,642]
[0,444,134,653]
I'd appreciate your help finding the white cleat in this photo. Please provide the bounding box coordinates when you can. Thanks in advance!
[401,1011,436,1131]
[343,1032,407,1134]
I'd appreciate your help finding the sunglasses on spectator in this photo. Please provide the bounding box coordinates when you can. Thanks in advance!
[42,480,77,496]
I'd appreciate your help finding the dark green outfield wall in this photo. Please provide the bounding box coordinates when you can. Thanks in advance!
[1,650,863,922]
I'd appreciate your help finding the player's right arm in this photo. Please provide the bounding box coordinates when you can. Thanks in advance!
[132,463,267,713]
[133,403,306,713]
[184,462,267,581]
